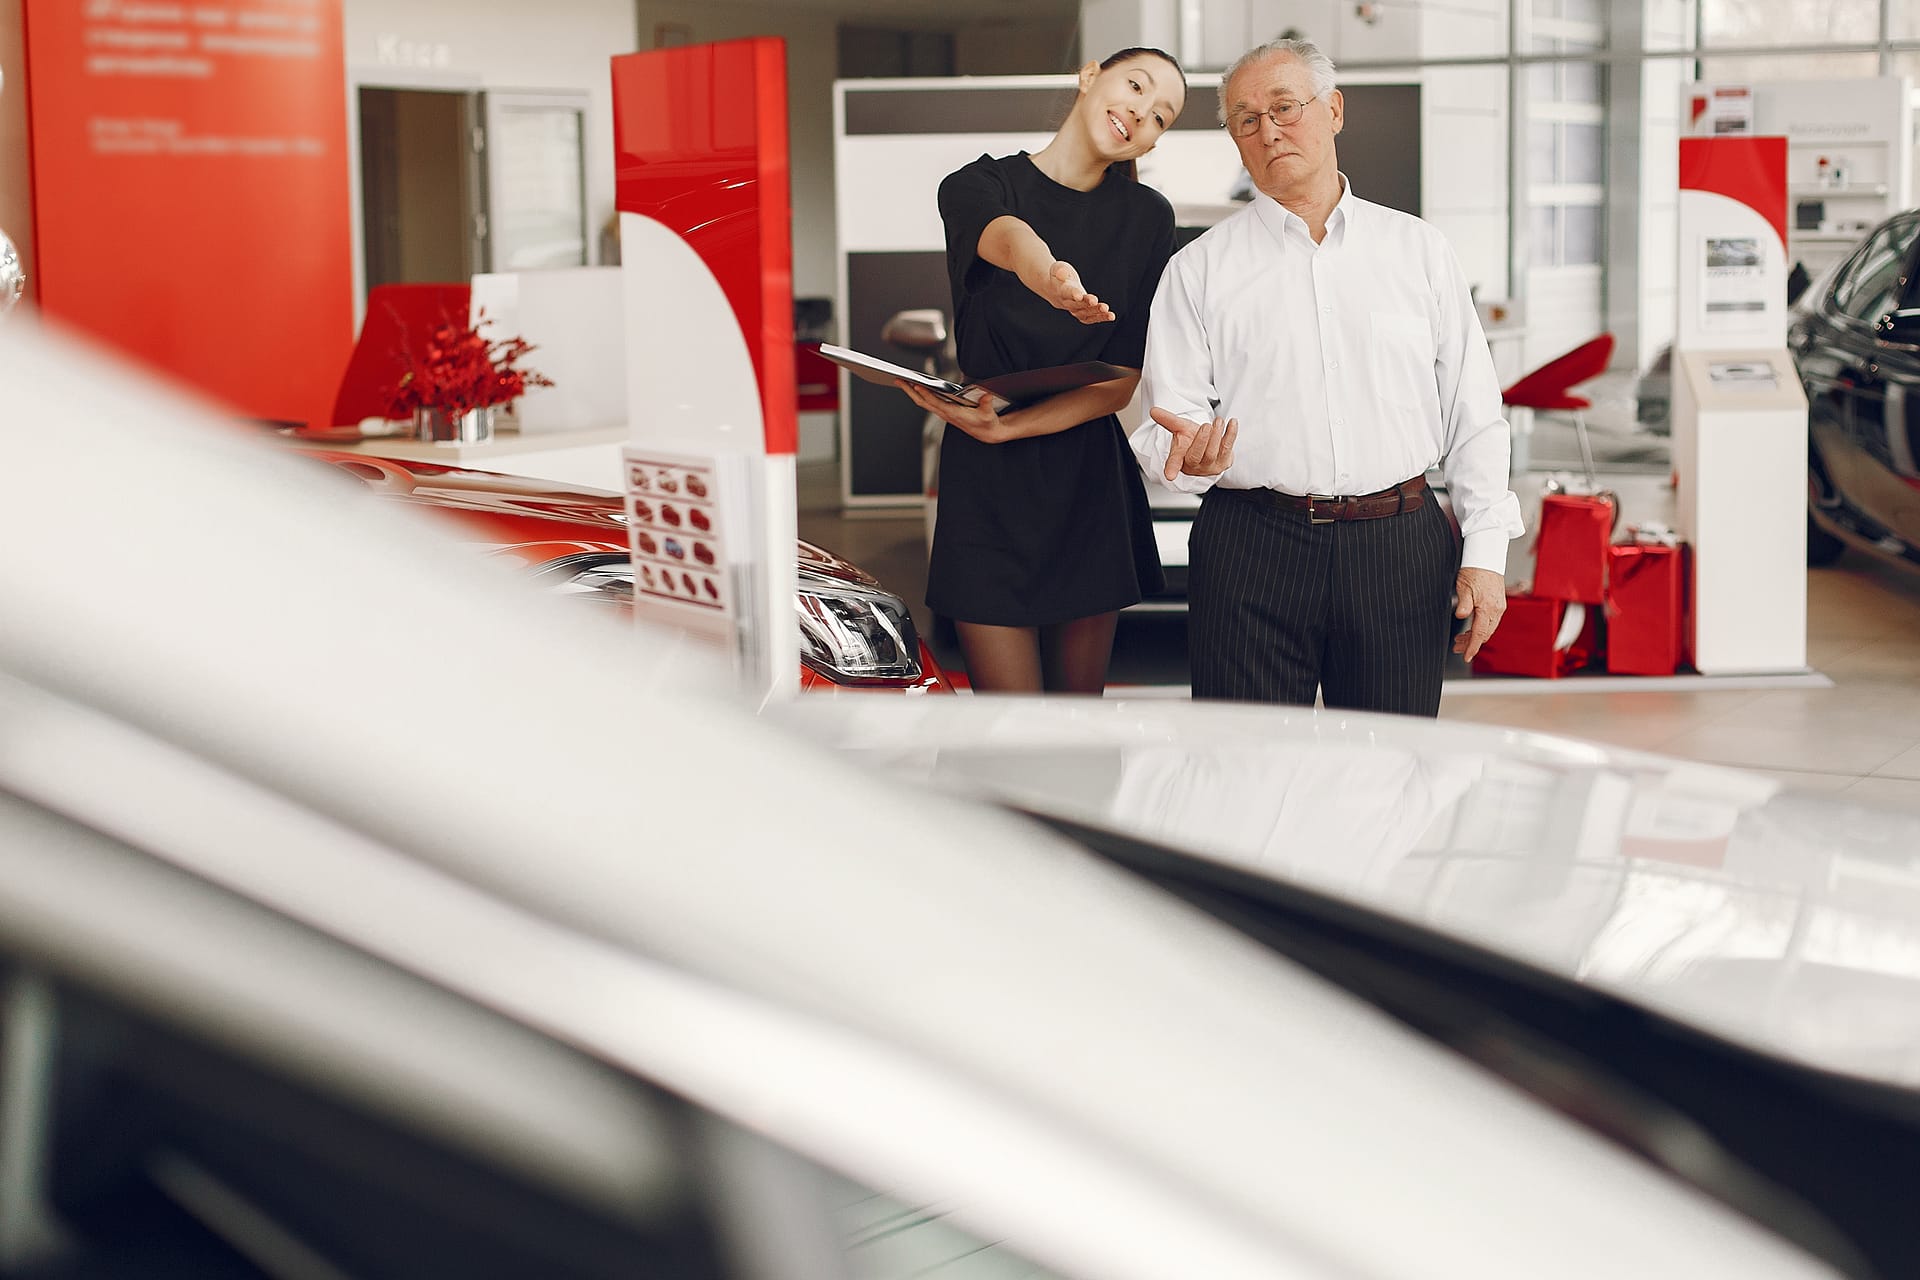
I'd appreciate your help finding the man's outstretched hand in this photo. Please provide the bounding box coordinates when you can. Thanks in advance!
[1040,260,1115,325]
[1452,567,1508,662]
[1149,407,1238,483]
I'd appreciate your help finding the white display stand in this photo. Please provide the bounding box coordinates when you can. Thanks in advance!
[1671,349,1808,674]
[610,40,800,705]
[469,268,628,436]
[1684,77,1912,279]
[1671,136,1809,676]
[619,210,797,702]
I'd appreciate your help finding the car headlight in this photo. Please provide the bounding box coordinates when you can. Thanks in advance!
[795,574,923,685]
[523,552,924,685]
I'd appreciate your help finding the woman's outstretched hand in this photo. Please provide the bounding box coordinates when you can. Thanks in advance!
[898,381,1023,444]
[1038,260,1115,325]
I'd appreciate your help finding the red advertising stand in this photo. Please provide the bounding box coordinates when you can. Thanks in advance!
[611,40,799,700]
[1672,134,1807,674]
[21,0,353,427]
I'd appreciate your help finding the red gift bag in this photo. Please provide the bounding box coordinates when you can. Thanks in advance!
[1606,535,1687,676]
[1533,491,1617,604]
[1471,594,1599,678]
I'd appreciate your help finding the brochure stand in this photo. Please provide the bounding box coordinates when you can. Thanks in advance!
[1672,350,1807,674]
[1672,137,1809,675]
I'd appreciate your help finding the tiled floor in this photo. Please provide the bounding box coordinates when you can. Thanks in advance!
[798,455,1920,816]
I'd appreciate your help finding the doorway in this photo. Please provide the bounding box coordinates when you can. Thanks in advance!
[357,87,486,292]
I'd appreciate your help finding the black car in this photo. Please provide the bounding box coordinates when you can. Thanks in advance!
[1792,209,1920,567]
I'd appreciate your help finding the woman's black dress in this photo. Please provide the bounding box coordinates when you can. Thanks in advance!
[927,152,1174,627]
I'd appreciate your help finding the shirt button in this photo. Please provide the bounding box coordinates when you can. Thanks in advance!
[1322,306,1332,315]
[1334,418,1344,426]
[1328,360,1339,370]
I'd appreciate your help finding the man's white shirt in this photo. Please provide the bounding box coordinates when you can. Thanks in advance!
[1134,179,1526,574]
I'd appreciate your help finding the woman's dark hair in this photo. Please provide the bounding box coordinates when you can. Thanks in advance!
[1099,46,1187,93]
[1091,47,1186,181]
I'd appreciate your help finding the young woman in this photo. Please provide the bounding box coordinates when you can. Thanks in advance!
[900,48,1186,694]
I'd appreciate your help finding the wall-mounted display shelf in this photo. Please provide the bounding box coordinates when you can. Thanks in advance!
[1687,76,1911,277]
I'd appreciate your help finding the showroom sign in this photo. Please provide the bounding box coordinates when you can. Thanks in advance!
[22,0,353,428]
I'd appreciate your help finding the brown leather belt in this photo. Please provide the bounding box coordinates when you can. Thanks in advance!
[1228,475,1428,524]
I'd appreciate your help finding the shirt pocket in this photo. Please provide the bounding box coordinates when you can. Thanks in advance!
[1369,312,1436,415]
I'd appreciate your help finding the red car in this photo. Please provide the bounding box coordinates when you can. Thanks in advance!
[303,451,952,694]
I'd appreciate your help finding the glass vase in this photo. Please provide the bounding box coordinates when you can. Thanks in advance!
[412,405,495,445]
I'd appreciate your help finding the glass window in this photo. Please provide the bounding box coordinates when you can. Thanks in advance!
[1532,206,1559,266]
[1564,123,1605,184]
[1527,60,1603,105]
[1529,120,1560,183]
[1562,60,1603,103]
[1894,0,1920,39]
[1421,0,1513,57]
[1832,220,1919,322]
[1701,0,1877,46]
[487,101,587,271]
[1563,205,1603,265]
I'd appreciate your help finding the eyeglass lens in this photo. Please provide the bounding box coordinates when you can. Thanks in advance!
[1233,100,1309,136]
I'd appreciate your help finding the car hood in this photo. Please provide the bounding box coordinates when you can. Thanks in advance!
[783,695,1920,1091]
[299,448,875,584]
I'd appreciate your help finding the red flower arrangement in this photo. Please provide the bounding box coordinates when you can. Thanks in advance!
[385,310,554,421]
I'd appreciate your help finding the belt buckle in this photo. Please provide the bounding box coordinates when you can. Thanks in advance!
[1307,495,1339,525]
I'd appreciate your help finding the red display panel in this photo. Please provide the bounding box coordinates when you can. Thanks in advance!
[611,39,796,456]
[1680,136,1789,250]
[22,0,353,427]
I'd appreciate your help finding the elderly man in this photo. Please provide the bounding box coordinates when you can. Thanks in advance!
[1134,36,1523,716]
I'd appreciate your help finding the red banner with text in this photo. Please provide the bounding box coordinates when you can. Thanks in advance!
[23,0,352,427]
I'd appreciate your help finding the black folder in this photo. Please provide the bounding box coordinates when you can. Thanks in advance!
[817,343,1130,411]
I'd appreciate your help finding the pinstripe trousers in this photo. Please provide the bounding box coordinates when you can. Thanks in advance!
[1187,486,1461,716]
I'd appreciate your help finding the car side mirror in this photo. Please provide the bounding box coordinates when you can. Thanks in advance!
[1873,308,1920,350]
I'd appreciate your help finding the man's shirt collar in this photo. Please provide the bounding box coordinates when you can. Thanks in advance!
[1253,173,1356,246]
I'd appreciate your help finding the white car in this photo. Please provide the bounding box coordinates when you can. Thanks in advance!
[0,321,1855,1279]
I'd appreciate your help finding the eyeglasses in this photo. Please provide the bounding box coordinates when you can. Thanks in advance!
[1224,96,1317,137]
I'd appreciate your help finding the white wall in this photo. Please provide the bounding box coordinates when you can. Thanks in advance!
[1418,65,1510,301]
[342,0,637,319]
[634,2,840,303]
[1082,0,1182,63]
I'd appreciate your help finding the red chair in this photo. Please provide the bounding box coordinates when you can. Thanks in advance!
[1502,334,1614,485]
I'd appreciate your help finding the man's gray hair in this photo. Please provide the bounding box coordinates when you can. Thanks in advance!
[1217,37,1337,126]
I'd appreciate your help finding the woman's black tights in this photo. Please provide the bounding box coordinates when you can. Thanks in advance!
[954,612,1120,695]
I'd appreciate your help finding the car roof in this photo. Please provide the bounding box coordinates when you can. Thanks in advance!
[0,323,1837,1280]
